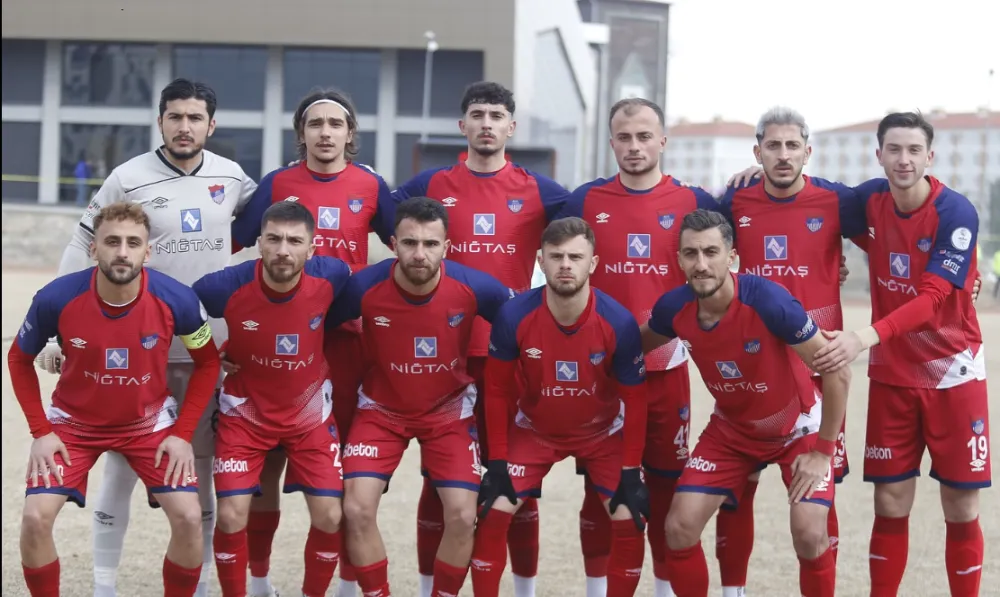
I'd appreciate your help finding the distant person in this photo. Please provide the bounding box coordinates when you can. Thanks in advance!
[74,157,91,206]
[993,249,1000,298]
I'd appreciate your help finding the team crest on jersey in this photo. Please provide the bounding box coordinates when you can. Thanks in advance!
[328,424,338,440]
[348,198,364,214]
[447,309,465,328]
[806,217,823,233]
[917,237,932,253]
[744,339,761,354]
[556,361,579,382]
[589,351,606,365]
[309,314,323,331]
[679,405,690,422]
[467,422,479,441]
[972,419,985,435]
[208,184,225,204]
[105,348,129,370]
[658,212,675,230]
[140,334,159,350]
[507,198,524,213]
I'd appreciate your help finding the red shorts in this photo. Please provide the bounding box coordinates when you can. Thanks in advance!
[811,377,850,482]
[643,366,692,478]
[677,411,836,509]
[864,379,991,488]
[214,416,344,498]
[509,424,623,499]
[24,426,198,508]
[344,408,481,492]
[326,327,365,438]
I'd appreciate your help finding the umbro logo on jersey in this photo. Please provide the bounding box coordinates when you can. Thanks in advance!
[208,184,225,204]
[105,349,129,370]
[556,361,579,382]
[739,216,752,228]
[596,212,610,223]
[507,198,523,213]
[180,209,202,233]
[348,198,364,214]
[627,233,650,259]
[715,360,742,379]
[318,207,340,231]
[764,235,787,260]
[151,196,169,209]
[373,316,391,327]
[69,338,87,349]
[242,321,259,331]
[275,334,299,356]
[414,337,438,358]
[284,196,299,202]
[868,226,876,239]
[525,347,542,359]
[474,214,495,236]
[889,253,910,279]
[442,197,458,207]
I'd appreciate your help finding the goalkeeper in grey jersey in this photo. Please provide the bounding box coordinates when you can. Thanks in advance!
[36,79,260,597]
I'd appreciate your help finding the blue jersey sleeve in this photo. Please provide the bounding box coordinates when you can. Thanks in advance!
[487,301,522,361]
[692,186,722,212]
[555,183,588,220]
[370,171,396,247]
[741,275,817,345]
[459,264,514,324]
[596,294,645,386]
[927,191,979,288]
[717,187,736,240]
[390,168,438,203]
[529,171,571,223]
[810,177,868,238]
[192,260,256,320]
[648,286,694,339]
[147,271,212,345]
[326,259,391,329]
[15,273,89,355]
[231,169,278,249]
[305,256,354,302]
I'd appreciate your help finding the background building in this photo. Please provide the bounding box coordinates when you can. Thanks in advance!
[2,0,622,204]
[662,118,756,193]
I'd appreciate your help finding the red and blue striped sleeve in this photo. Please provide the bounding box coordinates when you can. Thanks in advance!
[231,168,283,249]
[596,295,646,387]
[15,271,90,356]
[557,178,611,220]
[447,261,514,324]
[192,260,257,320]
[326,258,392,329]
[927,191,979,288]
[740,275,817,345]
[811,177,868,239]
[305,256,354,301]
[370,170,397,247]
[648,285,695,339]
[529,171,571,223]
[488,293,535,361]
[147,271,211,337]
[391,167,443,203]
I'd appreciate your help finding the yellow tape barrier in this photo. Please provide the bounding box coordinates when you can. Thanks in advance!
[2,174,108,186]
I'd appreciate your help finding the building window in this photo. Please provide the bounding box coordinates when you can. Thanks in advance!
[951,133,962,145]
[664,158,675,169]
[701,140,712,150]
[173,45,268,111]
[702,157,712,168]
[816,155,828,168]
[817,137,828,148]
[281,129,377,172]
[3,40,46,105]
[59,124,149,203]
[282,48,381,115]
[858,154,870,166]
[62,43,156,107]
[2,122,42,202]
[396,50,485,117]
[839,154,850,167]
[685,157,694,169]
[206,128,264,180]
[950,153,962,167]
[950,175,962,189]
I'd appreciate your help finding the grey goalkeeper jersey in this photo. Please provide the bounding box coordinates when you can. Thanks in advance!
[58,147,257,362]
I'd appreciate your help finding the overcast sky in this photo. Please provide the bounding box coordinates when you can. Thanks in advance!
[665,0,999,131]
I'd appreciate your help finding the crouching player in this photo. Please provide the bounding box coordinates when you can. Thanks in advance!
[328,197,513,597]
[193,202,353,597]
[9,202,222,596]
[641,210,850,597]
[472,216,650,597]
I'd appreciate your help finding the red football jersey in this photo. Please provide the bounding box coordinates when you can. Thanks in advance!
[856,176,983,389]
[393,162,569,356]
[560,174,720,371]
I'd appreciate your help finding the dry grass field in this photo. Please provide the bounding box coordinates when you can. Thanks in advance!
[2,268,996,596]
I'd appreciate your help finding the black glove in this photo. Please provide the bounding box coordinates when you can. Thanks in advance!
[477,459,517,518]
[609,468,649,531]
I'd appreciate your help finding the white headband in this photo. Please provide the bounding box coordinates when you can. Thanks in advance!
[303,98,352,119]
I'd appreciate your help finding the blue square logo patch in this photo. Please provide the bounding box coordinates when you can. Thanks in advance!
[556,360,579,382]
[180,209,202,233]
[414,337,438,358]
[275,334,299,356]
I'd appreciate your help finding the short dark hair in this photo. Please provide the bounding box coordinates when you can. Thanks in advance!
[877,112,934,149]
[541,217,595,249]
[261,201,315,236]
[679,209,733,246]
[393,197,449,233]
[460,81,515,116]
[159,78,217,119]
[293,88,360,161]
[608,97,665,129]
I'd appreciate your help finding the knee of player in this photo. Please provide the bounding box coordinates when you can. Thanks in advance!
[21,501,58,539]
[442,499,477,535]
[163,498,207,541]
[342,493,377,529]
[789,513,829,558]
[940,486,981,523]
[664,509,701,549]
[309,499,343,534]
[215,497,251,533]
[873,479,917,517]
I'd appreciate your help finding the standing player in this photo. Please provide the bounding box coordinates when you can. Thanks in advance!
[328,197,513,597]
[642,209,850,597]
[559,97,719,597]
[230,88,396,597]
[472,216,649,597]
[715,107,867,588]
[194,202,353,597]
[31,78,257,597]
[393,81,569,597]
[9,202,222,596]
[810,112,988,596]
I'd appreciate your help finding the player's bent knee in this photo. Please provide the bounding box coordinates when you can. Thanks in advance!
[940,486,980,523]
[21,500,59,541]
[216,495,252,533]
[442,502,477,535]
[343,493,378,530]
[665,509,701,549]
[873,479,917,517]
[789,504,829,559]
[306,496,343,533]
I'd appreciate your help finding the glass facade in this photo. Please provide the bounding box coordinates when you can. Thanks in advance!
[1,122,42,201]
[58,124,150,203]
[396,49,484,117]
[2,39,46,105]
[62,42,156,107]
[207,128,264,180]
[282,48,381,114]
[172,45,268,111]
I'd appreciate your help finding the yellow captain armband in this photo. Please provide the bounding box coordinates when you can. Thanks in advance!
[181,322,213,350]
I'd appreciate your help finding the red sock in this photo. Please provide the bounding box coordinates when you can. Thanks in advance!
[163,556,202,597]
[715,480,757,587]
[508,497,540,577]
[214,528,249,597]
[432,558,469,596]
[646,475,676,581]
[22,559,59,597]
[247,509,280,578]
[798,547,836,597]
[607,519,645,597]
[470,510,514,597]
[827,501,840,563]
[339,529,357,582]
[416,477,444,577]
[302,526,341,597]
[869,515,908,596]
[354,559,391,596]
[945,518,984,597]
[665,542,709,597]
[579,482,611,577]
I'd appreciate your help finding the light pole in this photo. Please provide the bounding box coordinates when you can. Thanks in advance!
[420,31,439,144]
